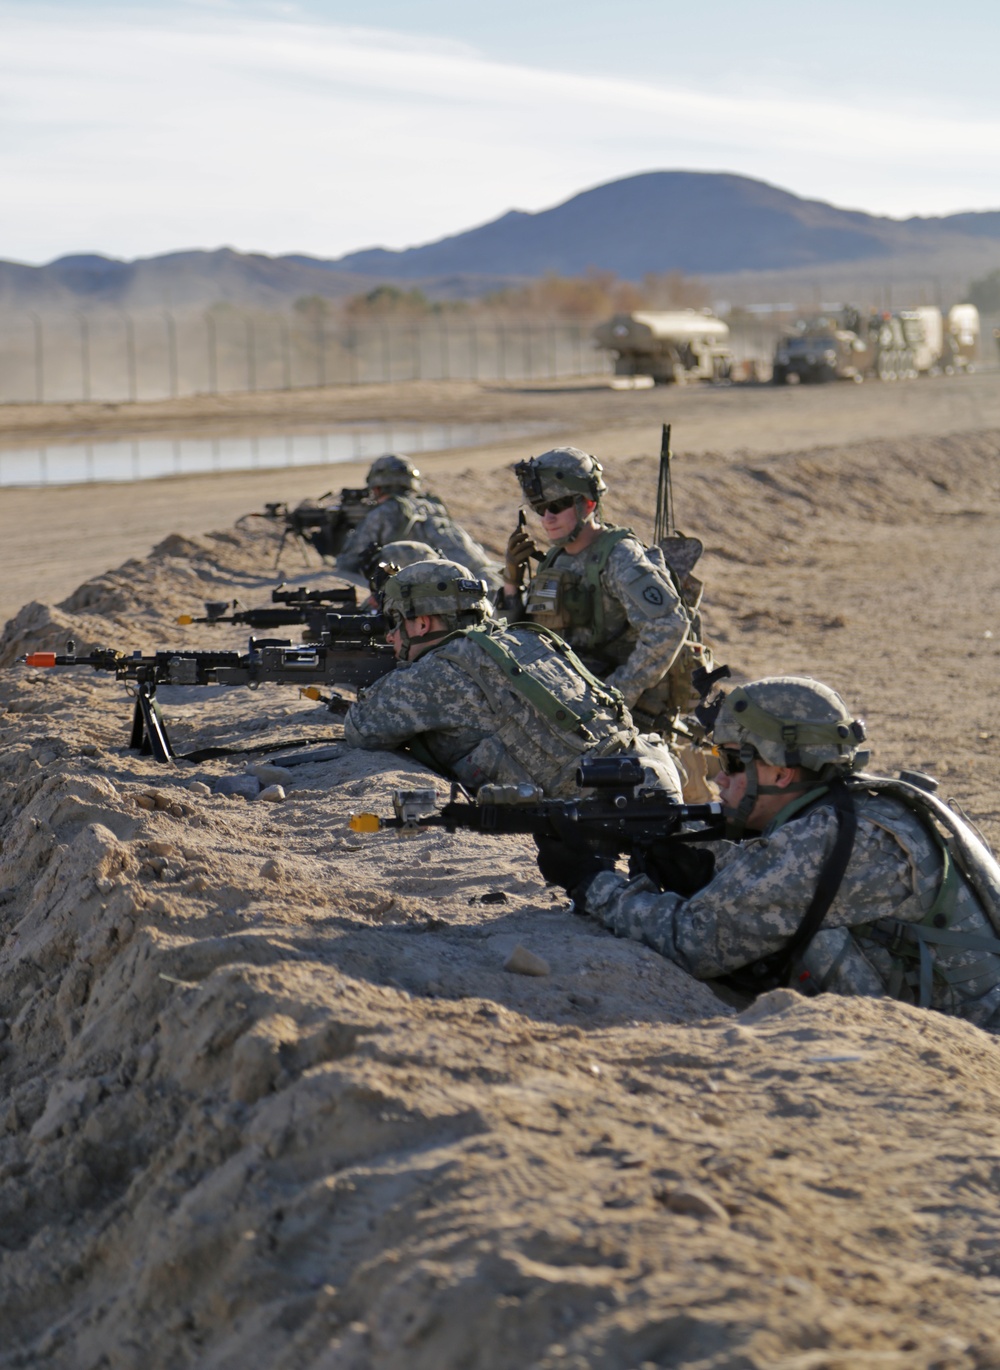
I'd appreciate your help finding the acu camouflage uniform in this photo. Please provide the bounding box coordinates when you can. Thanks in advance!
[506,447,709,733]
[337,492,500,589]
[344,618,682,800]
[580,676,1000,1028]
[510,529,692,712]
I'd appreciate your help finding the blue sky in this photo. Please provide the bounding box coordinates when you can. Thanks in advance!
[3,0,999,265]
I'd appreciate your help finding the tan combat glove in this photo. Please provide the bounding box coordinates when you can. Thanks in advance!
[504,524,542,587]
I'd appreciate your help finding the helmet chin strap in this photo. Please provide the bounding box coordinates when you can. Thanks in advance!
[723,747,826,839]
[724,748,761,840]
[395,623,452,662]
[550,495,596,550]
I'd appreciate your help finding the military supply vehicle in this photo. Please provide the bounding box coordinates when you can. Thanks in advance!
[593,311,732,385]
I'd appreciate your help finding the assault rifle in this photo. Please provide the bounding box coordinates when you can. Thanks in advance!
[351,755,724,885]
[22,625,394,764]
[236,489,369,567]
[178,583,359,638]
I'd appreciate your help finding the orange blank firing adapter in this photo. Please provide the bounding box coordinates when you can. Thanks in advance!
[24,652,57,668]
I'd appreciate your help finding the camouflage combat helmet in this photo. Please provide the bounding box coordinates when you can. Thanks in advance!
[361,541,445,598]
[378,541,445,570]
[381,558,491,658]
[515,446,607,505]
[514,447,607,547]
[366,453,420,493]
[713,677,866,773]
[711,676,867,838]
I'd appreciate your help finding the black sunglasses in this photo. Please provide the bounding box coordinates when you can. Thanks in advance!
[531,495,576,516]
[714,747,747,775]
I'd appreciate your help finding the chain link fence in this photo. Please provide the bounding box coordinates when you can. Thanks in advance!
[0,311,614,404]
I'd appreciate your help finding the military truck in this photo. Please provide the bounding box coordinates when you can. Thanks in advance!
[772,310,870,384]
[773,305,950,384]
[945,304,980,372]
[593,310,732,384]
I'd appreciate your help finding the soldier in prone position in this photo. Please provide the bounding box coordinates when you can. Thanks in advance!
[336,455,501,592]
[343,559,682,799]
[537,676,1000,1027]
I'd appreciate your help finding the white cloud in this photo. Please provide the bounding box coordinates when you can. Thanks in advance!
[1,5,998,264]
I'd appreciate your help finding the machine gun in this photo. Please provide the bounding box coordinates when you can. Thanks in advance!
[236,488,369,567]
[177,583,359,639]
[351,755,723,886]
[21,626,394,764]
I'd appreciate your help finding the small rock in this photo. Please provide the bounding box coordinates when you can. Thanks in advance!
[738,988,802,1024]
[258,784,286,804]
[134,794,156,811]
[153,793,173,812]
[215,775,261,800]
[147,841,175,858]
[504,945,550,977]
[260,858,282,881]
[168,803,186,818]
[187,781,211,797]
[147,897,170,915]
[659,1184,729,1223]
[183,875,209,894]
[249,763,294,787]
[79,744,98,757]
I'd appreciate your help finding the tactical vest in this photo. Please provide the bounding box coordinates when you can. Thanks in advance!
[392,494,497,586]
[434,622,638,797]
[774,779,1000,1024]
[524,526,633,649]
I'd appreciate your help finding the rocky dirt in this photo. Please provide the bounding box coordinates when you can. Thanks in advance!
[1,375,1000,1368]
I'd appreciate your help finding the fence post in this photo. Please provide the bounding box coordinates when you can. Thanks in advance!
[205,312,218,394]
[440,319,450,381]
[281,319,292,390]
[29,312,44,402]
[315,317,326,387]
[348,324,358,385]
[245,315,257,393]
[77,312,91,401]
[164,311,178,398]
[121,311,137,401]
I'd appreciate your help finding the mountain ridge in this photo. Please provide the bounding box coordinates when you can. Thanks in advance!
[2,171,999,314]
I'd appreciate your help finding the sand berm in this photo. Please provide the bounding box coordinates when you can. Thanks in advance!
[2,375,1000,1368]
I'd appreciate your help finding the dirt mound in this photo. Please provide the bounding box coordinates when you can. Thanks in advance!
[2,424,1000,1367]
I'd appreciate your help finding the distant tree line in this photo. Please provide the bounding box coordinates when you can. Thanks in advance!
[290,270,711,325]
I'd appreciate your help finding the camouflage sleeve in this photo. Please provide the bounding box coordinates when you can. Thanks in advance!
[335,501,404,573]
[600,539,690,706]
[579,805,912,979]
[342,653,484,752]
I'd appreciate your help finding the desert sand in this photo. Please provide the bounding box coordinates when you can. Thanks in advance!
[1,372,1000,1368]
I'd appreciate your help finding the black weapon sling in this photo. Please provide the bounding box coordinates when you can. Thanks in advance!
[721,780,858,996]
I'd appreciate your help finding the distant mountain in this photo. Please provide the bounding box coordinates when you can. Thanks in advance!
[2,172,999,316]
[331,171,1000,279]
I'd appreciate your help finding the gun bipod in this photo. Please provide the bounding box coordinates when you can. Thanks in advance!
[128,680,176,764]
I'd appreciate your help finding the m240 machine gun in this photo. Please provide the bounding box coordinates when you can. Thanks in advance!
[351,755,723,891]
[236,489,369,567]
[178,583,359,638]
[22,623,394,764]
